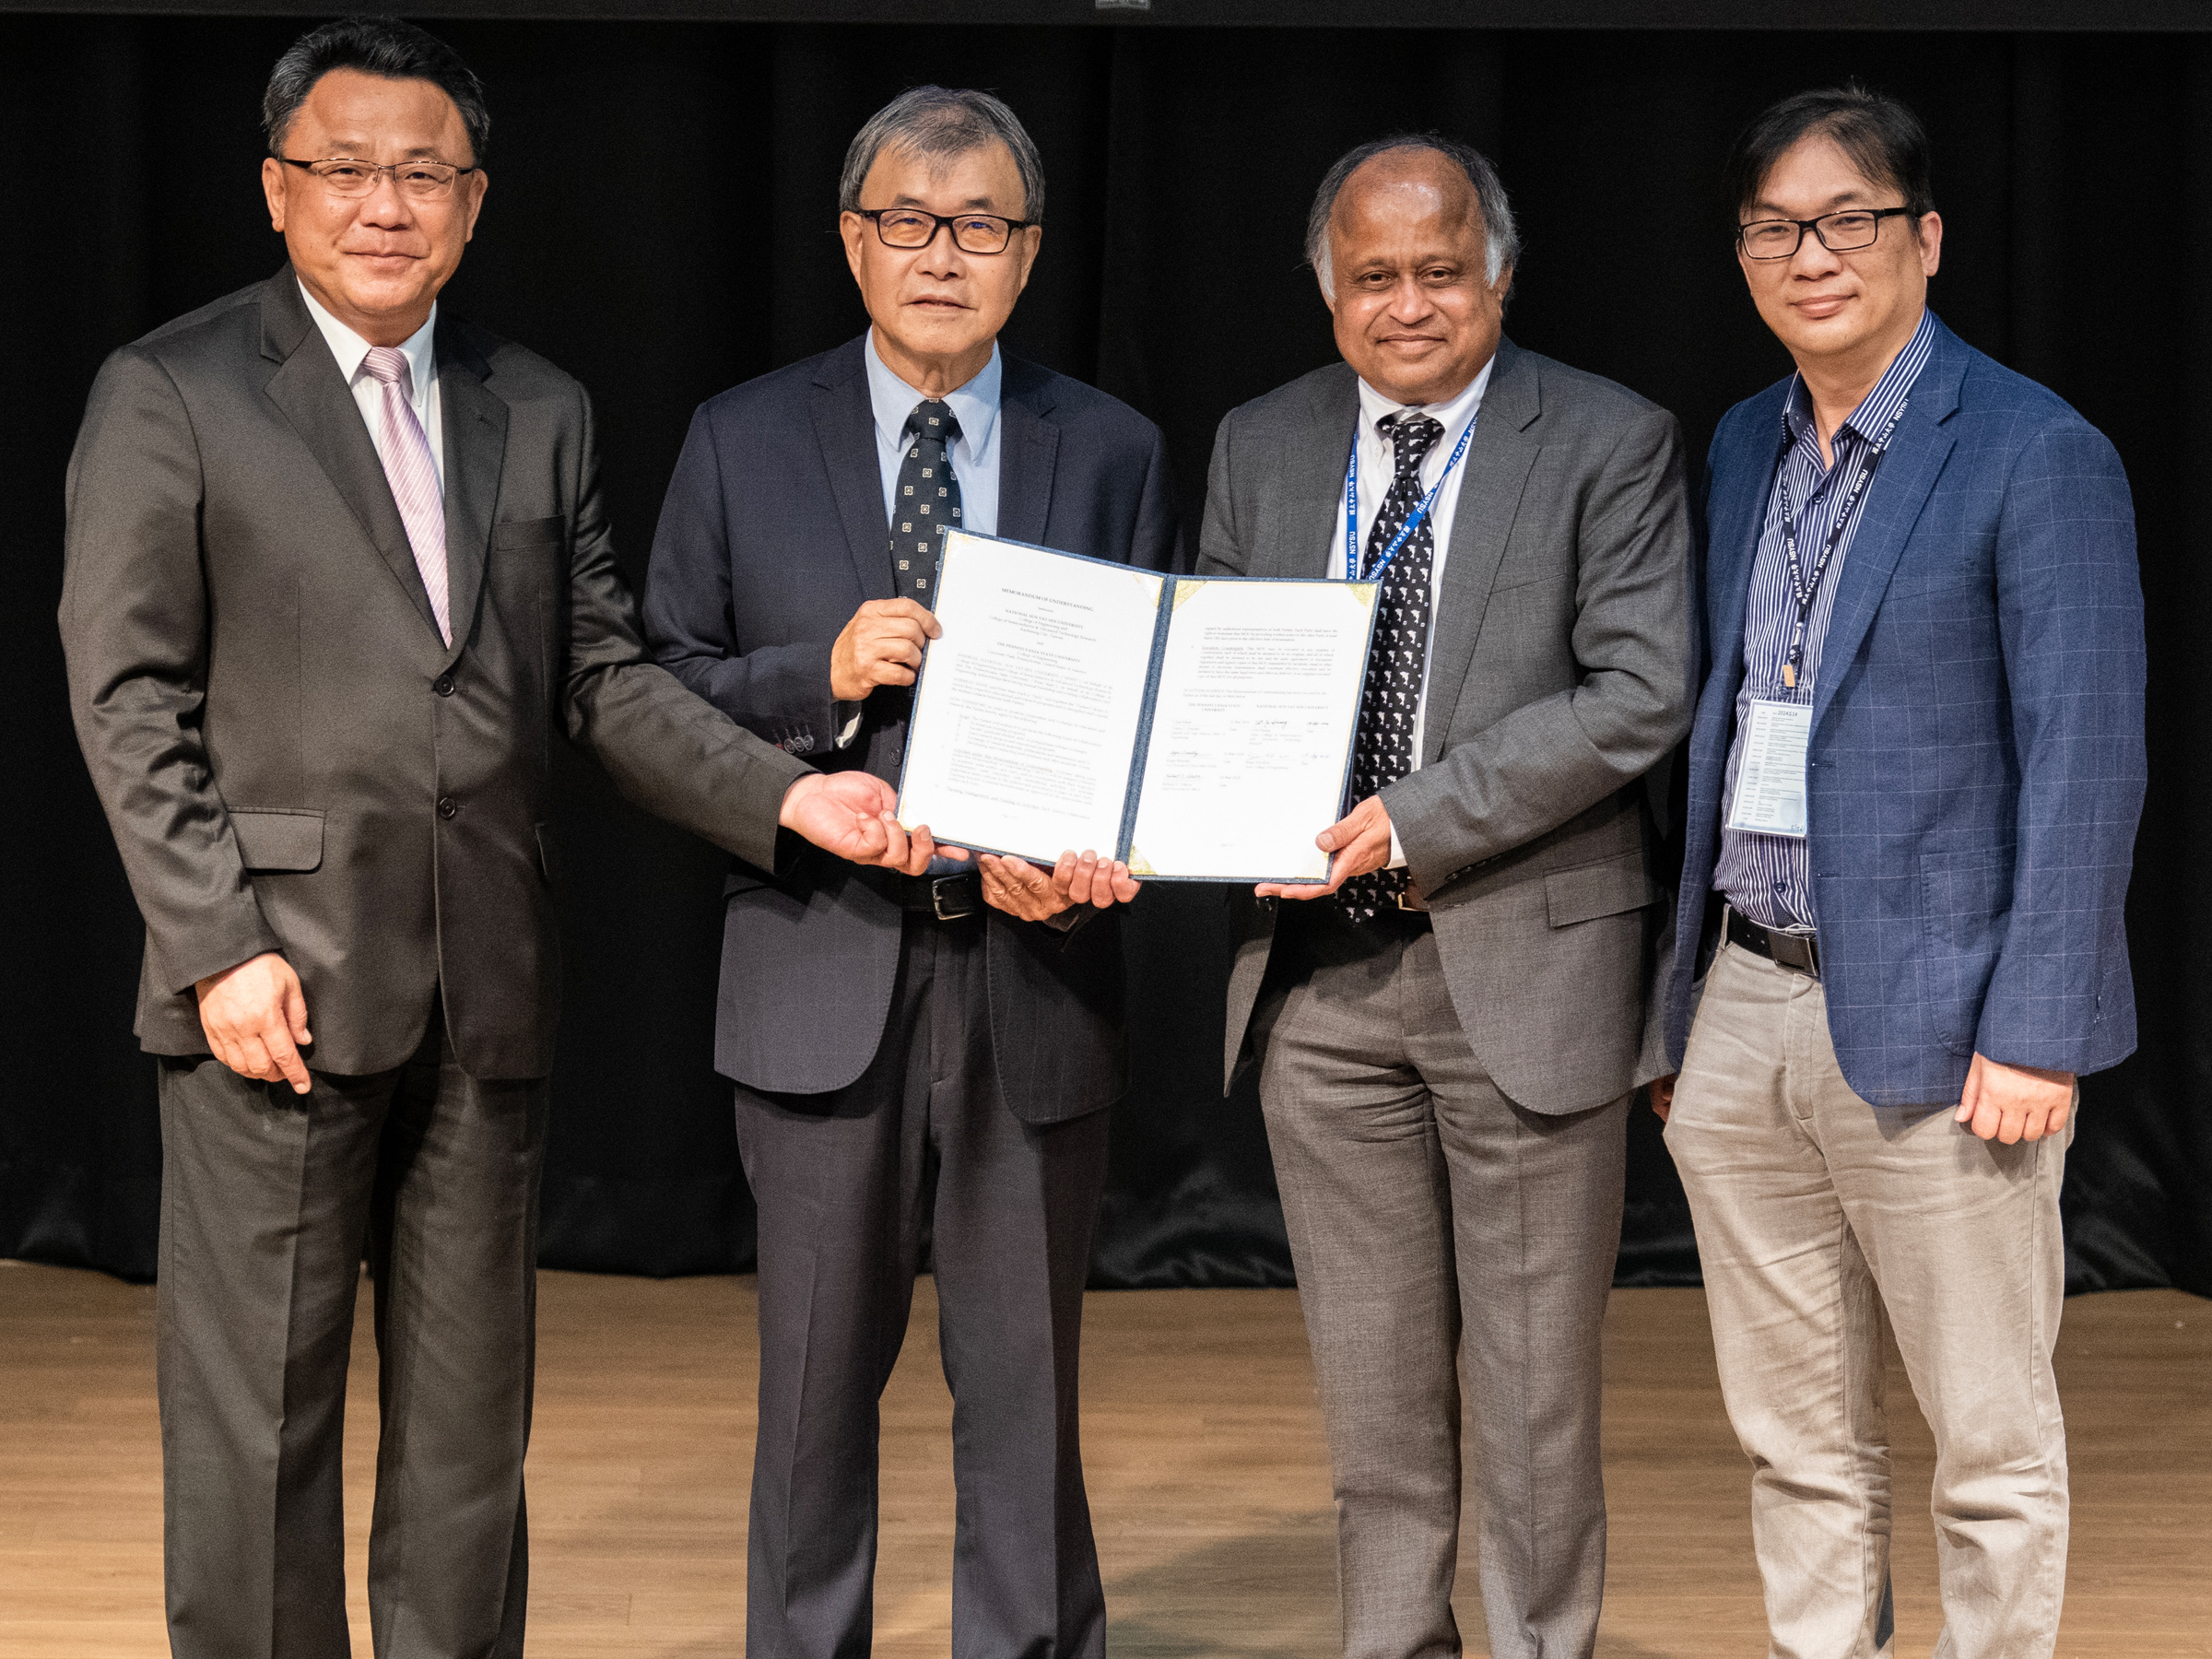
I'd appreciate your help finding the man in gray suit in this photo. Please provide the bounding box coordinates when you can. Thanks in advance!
[58,20,934,1659]
[1202,135,1692,1659]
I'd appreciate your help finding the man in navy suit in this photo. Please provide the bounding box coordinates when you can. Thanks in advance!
[1653,86,2144,1658]
[643,87,1179,1659]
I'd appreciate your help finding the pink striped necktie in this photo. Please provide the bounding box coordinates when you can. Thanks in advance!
[361,346,452,645]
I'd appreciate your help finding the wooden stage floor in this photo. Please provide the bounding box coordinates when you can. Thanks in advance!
[3,1261,2205,1657]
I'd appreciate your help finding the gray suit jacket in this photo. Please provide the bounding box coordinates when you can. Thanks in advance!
[61,267,809,1080]
[1203,338,1693,1114]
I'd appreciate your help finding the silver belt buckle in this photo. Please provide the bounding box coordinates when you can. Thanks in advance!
[932,877,979,921]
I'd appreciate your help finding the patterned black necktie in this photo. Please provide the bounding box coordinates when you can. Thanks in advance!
[1340,411,1443,922]
[891,400,963,604]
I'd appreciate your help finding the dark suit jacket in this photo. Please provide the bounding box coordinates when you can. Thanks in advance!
[61,268,809,1080]
[643,335,1181,1123]
[1203,339,1695,1115]
[1662,315,2145,1106]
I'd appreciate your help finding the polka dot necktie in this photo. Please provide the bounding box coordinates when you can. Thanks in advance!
[1340,411,1442,923]
[892,400,962,605]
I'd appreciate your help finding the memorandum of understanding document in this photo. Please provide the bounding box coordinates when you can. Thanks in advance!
[895,529,1378,883]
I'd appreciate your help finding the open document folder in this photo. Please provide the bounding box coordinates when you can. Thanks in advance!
[895,528,1380,883]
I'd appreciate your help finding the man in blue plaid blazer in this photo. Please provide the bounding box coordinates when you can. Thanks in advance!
[1652,88,2145,1658]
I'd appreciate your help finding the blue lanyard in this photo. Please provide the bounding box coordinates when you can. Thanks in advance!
[1770,400,1907,688]
[1344,410,1478,582]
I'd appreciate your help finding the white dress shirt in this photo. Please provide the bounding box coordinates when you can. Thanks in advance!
[1330,355,1494,865]
[864,329,1002,536]
[299,280,443,489]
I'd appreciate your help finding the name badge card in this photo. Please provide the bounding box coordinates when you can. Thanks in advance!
[1726,700,1812,839]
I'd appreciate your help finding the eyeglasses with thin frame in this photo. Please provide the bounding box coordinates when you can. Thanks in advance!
[1736,206,1917,261]
[280,156,479,201]
[853,206,1036,255]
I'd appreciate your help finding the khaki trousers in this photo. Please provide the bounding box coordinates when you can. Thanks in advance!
[1665,941,2071,1659]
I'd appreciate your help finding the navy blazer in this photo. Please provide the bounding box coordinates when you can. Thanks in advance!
[1663,316,2145,1107]
[643,335,1182,1119]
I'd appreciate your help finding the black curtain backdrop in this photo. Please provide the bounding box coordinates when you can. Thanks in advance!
[4,15,2206,1296]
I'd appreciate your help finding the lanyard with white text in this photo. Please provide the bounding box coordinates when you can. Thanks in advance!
[1343,411,1478,582]
[1771,400,1908,688]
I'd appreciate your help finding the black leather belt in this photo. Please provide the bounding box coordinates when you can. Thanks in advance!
[1725,904,1820,978]
[900,872,982,921]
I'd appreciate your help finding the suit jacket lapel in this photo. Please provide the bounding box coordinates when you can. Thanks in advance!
[810,338,893,602]
[995,355,1059,548]
[1704,385,1788,696]
[1808,328,1966,734]
[435,317,508,665]
[1278,368,1360,579]
[1421,340,1542,763]
[258,270,442,639]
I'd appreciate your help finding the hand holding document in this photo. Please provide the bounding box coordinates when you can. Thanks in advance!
[896,530,1378,883]
[1253,793,1396,900]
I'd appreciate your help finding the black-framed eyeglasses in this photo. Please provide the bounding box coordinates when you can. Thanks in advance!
[853,206,1035,255]
[1737,206,1918,261]
[279,156,479,201]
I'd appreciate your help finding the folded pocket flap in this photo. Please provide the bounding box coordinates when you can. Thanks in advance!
[1919,841,2015,872]
[230,808,325,873]
[493,515,565,549]
[1545,853,1658,928]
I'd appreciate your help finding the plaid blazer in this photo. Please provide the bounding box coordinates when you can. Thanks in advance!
[1663,315,2146,1106]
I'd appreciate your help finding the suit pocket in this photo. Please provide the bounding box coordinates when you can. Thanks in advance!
[535,822,561,885]
[493,515,565,550]
[1544,851,1660,928]
[230,808,324,873]
[1919,843,2014,1053]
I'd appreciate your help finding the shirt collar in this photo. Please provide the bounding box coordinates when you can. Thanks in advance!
[1783,306,1936,450]
[865,329,1002,456]
[299,279,438,407]
[1354,352,1496,452]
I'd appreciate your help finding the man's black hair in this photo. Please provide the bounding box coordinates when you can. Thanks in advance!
[1722,82,1934,224]
[264,15,490,162]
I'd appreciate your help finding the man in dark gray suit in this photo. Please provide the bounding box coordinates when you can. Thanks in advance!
[58,20,934,1659]
[1202,136,1692,1659]
[643,87,1178,1659]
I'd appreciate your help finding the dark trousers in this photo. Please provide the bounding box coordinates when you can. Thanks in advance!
[735,912,1112,1659]
[155,1004,545,1659]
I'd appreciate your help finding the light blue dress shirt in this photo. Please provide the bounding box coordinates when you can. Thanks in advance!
[863,329,1002,539]
[848,335,1004,886]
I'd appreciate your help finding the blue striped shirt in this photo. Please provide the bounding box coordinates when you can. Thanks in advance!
[1714,309,1935,931]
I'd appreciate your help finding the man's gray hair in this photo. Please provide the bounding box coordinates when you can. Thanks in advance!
[839,86,1045,223]
[1306,134,1519,295]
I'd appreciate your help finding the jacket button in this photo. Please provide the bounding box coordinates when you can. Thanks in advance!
[437,795,458,819]
[433,674,455,697]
